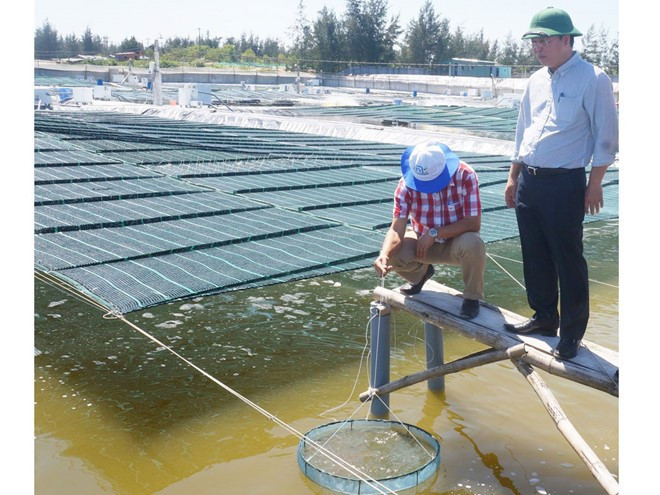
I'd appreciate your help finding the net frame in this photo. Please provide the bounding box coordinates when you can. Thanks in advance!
[298,419,440,494]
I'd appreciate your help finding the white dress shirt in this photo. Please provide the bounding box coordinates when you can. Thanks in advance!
[512,52,618,169]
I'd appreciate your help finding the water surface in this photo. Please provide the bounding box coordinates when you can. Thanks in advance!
[35,220,618,494]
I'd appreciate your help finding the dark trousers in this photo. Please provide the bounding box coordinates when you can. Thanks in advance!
[515,166,589,341]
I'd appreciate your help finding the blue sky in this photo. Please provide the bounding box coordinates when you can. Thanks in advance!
[34,0,618,48]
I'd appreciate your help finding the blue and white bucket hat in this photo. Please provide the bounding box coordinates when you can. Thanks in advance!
[401,142,460,193]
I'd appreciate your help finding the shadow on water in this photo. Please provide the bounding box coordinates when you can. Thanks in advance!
[418,387,523,495]
[449,411,521,495]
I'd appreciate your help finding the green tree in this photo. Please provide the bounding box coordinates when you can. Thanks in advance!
[448,26,466,59]
[580,24,603,66]
[207,43,236,63]
[463,29,491,60]
[35,20,61,59]
[411,1,451,65]
[62,33,81,58]
[402,1,440,64]
[118,36,143,53]
[342,0,363,61]
[488,39,500,62]
[605,37,619,76]
[165,37,195,49]
[81,27,103,55]
[495,33,535,73]
[312,7,345,72]
[579,24,617,75]
[241,48,257,63]
[342,0,400,63]
[288,0,314,68]
[380,3,402,63]
[262,38,282,59]
[199,31,221,48]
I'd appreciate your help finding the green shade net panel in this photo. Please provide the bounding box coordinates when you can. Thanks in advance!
[34,111,618,313]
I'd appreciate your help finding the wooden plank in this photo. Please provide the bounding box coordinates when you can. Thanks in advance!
[373,281,619,397]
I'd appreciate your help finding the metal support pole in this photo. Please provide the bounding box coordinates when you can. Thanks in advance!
[369,301,391,416]
[424,322,445,391]
[152,39,162,106]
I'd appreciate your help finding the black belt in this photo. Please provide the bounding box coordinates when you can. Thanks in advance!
[523,164,581,176]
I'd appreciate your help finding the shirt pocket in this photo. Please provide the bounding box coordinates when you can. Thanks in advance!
[555,95,580,124]
[447,200,463,217]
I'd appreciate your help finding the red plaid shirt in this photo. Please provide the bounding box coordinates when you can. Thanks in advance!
[393,161,481,241]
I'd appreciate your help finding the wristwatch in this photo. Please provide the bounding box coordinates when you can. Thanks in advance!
[428,228,438,238]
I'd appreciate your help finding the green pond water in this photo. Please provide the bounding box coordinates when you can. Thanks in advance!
[35,220,618,495]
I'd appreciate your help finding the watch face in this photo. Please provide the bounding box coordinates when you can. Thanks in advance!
[429,228,438,238]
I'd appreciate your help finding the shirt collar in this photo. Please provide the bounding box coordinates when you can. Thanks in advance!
[547,51,580,76]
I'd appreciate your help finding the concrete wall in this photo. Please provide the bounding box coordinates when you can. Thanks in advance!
[320,73,530,97]
[35,61,534,98]
[34,62,617,98]
[35,61,305,85]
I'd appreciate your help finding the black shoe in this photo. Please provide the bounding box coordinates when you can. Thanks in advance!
[503,316,558,337]
[460,298,480,319]
[399,265,435,296]
[553,338,581,360]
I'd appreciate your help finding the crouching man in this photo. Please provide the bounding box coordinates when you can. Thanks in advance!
[374,142,486,319]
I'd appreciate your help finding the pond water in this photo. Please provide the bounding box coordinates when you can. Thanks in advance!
[35,220,618,495]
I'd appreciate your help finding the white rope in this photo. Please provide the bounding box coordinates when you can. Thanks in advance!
[369,276,436,458]
[35,270,112,313]
[307,397,370,463]
[577,340,619,389]
[485,253,523,264]
[322,273,435,461]
[486,253,526,290]
[487,253,619,289]
[116,313,398,494]
[319,312,375,419]
[366,393,436,460]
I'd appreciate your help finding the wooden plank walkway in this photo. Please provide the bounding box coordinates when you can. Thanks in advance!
[373,280,619,397]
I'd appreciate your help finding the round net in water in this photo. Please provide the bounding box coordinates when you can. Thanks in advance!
[298,419,440,494]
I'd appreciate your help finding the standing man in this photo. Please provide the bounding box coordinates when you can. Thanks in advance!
[503,7,618,359]
[374,142,485,319]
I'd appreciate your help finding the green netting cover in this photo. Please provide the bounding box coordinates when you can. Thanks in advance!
[298,419,440,494]
[34,111,619,313]
[54,225,383,313]
[34,163,160,184]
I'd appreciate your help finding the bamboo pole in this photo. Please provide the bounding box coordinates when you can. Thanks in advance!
[513,359,619,495]
[373,287,618,397]
[359,344,527,402]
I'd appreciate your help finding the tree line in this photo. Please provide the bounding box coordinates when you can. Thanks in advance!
[34,0,618,75]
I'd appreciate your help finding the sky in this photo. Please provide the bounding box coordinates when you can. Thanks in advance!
[33,0,619,49]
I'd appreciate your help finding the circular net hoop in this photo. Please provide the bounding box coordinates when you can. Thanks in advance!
[298,419,440,494]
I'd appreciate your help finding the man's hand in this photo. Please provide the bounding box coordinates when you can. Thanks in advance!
[374,253,392,277]
[585,182,604,215]
[584,165,609,215]
[505,163,522,208]
[375,218,406,277]
[415,231,436,259]
[504,176,518,208]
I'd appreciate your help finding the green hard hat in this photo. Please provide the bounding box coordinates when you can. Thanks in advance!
[522,7,583,39]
